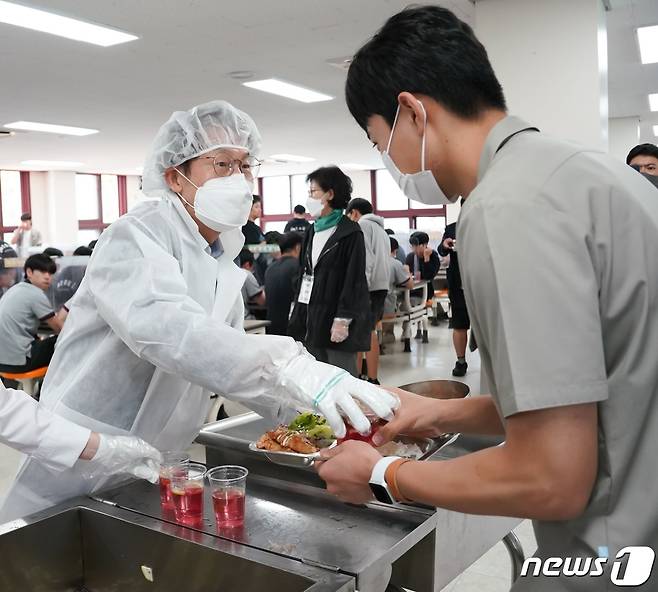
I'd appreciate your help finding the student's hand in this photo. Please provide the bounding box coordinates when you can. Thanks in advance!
[371,387,446,445]
[423,246,433,260]
[315,440,381,504]
[442,238,455,250]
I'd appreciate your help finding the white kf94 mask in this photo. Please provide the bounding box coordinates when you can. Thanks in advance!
[175,170,253,233]
[381,100,459,206]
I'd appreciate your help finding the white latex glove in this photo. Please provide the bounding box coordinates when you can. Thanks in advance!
[330,318,351,343]
[86,435,162,483]
[277,354,400,438]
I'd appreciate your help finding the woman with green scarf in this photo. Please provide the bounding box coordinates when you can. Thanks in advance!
[288,166,371,376]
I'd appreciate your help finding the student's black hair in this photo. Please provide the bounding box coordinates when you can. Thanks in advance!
[73,246,93,256]
[346,5,506,131]
[264,231,282,245]
[252,195,261,204]
[278,232,304,254]
[306,166,352,210]
[346,197,373,216]
[385,228,395,235]
[20,212,32,222]
[626,143,658,165]
[409,231,430,246]
[24,253,56,275]
[42,247,63,258]
[88,239,98,250]
[293,204,306,215]
[389,236,399,252]
[238,248,255,267]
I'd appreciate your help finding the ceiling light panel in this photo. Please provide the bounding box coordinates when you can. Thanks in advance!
[243,79,333,103]
[0,1,138,47]
[649,93,658,112]
[637,26,658,65]
[5,121,98,136]
[21,160,84,167]
[269,153,316,162]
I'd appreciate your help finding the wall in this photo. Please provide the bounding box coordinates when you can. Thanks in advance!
[475,0,608,150]
[26,171,143,252]
[608,116,640,163]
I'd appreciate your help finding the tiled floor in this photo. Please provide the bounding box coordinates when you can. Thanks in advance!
[0,320,536,591]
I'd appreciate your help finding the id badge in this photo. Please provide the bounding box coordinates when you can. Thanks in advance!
[298,273,314,304]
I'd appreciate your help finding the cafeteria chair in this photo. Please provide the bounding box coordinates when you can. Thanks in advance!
[0,366,48,397]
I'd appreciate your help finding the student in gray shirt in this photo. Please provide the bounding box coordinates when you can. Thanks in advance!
[317,6,658,590]
[0,254,64,372]
[238,248,265,320]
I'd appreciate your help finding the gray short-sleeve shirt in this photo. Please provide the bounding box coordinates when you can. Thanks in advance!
[0,281,55,365]
[241,271,263,319]
[385,257,411,314]
[459,117,658,590]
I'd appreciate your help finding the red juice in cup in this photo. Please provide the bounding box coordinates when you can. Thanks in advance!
[207,466,248,529]
[212,488,245,528]
[172,482,204,524]
[158,452,190,509]
[159,475,172,508]
[170,461,206,525]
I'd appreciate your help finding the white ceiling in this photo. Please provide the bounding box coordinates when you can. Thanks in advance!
[607,0,658,142]
[0,0,655,177]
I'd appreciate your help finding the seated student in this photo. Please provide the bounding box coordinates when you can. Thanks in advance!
[264,232,303,335]
[284,205,311,234]
[254,230,282,285]
[385,228,407,265]
[385,237,414,315]
[0,254,65,372]
[238,248,265,319]
[73,246,93,256]
[405,231,440,282]
[0,242,20,298]
[42,247,64,258]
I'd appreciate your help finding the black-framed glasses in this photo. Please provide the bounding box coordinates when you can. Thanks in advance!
[198,154,263,179]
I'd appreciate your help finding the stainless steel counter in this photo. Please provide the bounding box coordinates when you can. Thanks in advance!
[0,497,354,592]
[93,472,437,592]
[194,411,524,592]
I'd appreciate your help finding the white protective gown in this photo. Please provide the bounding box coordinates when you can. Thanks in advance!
[0,385,90,470]
[0,192,302,522]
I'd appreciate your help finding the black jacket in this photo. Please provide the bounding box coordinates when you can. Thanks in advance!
[288,216,371,352]
[405,249,440,281]
[437,222,462,290]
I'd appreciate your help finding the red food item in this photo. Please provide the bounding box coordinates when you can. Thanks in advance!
[339,419,384,445]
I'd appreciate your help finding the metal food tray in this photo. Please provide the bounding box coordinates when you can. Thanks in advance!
[198,413,458,473]
[248,440,337,468]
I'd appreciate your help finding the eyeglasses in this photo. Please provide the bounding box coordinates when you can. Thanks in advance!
[198,154,262,179]
[307,188,323,197]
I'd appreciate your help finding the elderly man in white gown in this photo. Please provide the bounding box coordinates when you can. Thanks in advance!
[0,100,397,523]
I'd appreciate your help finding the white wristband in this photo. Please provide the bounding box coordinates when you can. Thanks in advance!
[370,455,402,485]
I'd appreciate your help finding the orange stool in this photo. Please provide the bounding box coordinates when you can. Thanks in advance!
[0,366,48,396]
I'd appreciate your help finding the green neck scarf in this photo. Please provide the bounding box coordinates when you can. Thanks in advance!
[314,209,343,232]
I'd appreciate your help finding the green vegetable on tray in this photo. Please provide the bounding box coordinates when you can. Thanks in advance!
[288,412,335,441]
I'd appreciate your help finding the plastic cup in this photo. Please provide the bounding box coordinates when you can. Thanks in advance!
[170,461,206,525]
[207,466,248,528]
[158,451,190,510]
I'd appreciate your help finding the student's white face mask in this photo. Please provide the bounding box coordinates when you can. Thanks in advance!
[175,169,253,232]
[381,100,459,206]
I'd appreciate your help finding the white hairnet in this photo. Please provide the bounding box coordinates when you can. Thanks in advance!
[142,100,262,196]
